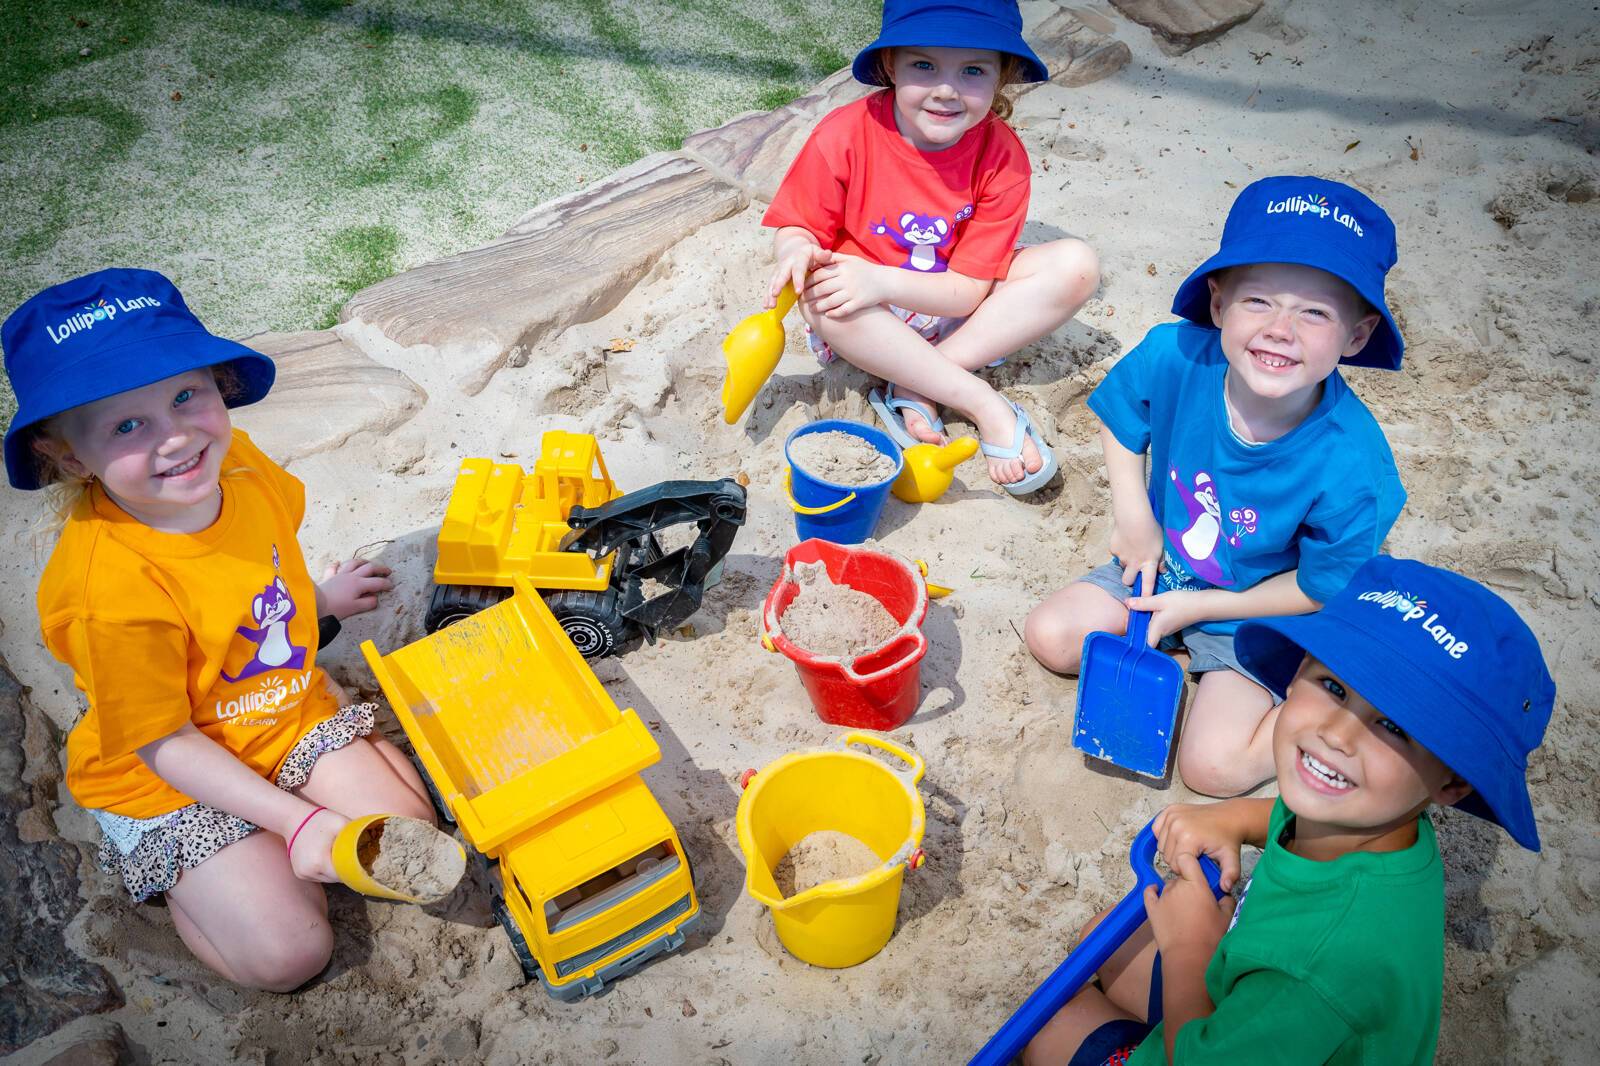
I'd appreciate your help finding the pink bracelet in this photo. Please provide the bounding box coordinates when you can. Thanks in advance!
[286,805,328,858]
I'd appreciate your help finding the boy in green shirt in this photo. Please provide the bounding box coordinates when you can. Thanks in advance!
[1025,555,1556,1065]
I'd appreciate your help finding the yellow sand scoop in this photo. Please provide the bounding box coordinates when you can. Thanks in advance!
[332,814,467,904]
[721,284,797,424]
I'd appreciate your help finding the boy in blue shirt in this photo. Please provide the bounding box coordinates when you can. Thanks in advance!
[1023,556,1556,1065]
[1025,176,1407,796]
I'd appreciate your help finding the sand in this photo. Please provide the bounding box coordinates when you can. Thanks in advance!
[789,430,898,486]
[355,816,466,904]
[773,831,884,896]
[779,560,904,658]
[2,3,1598,1063]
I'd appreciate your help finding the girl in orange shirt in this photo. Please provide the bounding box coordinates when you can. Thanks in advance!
[3,268,434,992]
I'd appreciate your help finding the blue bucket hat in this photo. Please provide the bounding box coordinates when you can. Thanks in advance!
[1171,175,1403,371]
[2,268,275,490]
[1236,556,1556,851]
[852,0,1049,86]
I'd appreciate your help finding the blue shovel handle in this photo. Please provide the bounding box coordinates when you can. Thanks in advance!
[1125,572,1153,649]
[968,819,1224,1066]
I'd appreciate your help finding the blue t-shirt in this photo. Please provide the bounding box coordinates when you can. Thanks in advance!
[1088,321,1405,636]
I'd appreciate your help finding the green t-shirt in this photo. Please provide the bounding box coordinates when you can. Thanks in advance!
[1127,798,1444,1065]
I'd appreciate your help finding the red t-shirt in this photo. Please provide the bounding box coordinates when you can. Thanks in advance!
[763,90,1031,281]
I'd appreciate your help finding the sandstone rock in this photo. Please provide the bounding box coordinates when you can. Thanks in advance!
[0,655,122,1054]
[340,154,746,394]
[232,330,426,464]
[683,68,872,203]
[1109,0,1263,54]
[1024,7,1132,89]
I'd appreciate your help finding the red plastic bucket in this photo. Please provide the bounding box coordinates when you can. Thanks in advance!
[760,540,930,731]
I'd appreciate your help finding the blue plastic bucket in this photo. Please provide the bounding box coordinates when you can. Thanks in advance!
[784,420,903,544]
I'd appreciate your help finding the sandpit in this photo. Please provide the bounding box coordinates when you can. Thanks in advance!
[2,4,1597,1064]
[778,560,904,658]
[773,830,884,896]
[789,430,898,486]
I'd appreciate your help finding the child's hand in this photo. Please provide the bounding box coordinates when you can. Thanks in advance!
[1125,589,1215,646]
[286,806,349,884]
[319,558,393,620]
[769,241,826,308]
[1108,506,1165,597]
[1154,802,1246,891]
[804,251,888,318]
[1144,852,1236,958]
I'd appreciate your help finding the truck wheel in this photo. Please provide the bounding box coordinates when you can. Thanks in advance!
[544,589,635,659]
[425,584,510,633]
[491,894,539,983]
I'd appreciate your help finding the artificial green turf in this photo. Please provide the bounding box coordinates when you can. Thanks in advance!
[0,0,878,422]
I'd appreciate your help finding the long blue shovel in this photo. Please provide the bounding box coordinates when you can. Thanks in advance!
[1072,574,1185,778]
[969,820,1224,1066]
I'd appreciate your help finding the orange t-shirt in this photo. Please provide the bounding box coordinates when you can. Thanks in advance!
[762,90,1032,280]
[40,429,340,818]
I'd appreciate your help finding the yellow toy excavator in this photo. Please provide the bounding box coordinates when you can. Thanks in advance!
[428,430,746,658]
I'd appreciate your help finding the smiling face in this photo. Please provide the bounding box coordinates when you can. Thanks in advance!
[886,46,1002,152]
[44,368,232,532]
[1272,656,1471,855]
[1209,263,1380,410]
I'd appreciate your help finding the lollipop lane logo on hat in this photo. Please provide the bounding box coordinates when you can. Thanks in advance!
[1265,190,1365,237]
[45,292,163,345]
[1356,588,1469,659]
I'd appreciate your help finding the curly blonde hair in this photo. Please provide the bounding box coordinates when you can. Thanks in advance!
[874,49,1029,122]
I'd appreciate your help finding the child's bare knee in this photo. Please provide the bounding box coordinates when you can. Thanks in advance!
[1058,238,1101,289]
[1176,746,1254,799]
[1024,604,1078,672]
[236,919,333,992]
[1034,239,1099,308]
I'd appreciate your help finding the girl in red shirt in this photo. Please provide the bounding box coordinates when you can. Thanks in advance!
[764,0,1099,495]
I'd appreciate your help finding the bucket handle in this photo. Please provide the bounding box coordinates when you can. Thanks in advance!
[785,469,855,516]
[842,730,925,786]
[841,629,928,686]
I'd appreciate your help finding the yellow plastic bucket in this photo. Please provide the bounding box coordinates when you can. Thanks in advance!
[331,814,467,904]
[736,732,927,967]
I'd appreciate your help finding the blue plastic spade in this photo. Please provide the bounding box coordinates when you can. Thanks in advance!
[968,820,1224,1066]
[1072,574,1185,779]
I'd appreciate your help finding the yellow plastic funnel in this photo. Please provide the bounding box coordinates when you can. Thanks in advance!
[892,436,980,503]
[331,814,467,904]
[736,732,927,968]
[721,284,797,424]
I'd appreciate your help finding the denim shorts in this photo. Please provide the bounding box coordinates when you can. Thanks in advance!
[1077,562,1266,687]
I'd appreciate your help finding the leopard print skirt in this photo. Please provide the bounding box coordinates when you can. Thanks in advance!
[90,703,377,902]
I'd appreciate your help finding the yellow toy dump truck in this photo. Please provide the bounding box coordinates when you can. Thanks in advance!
[361,573,701,1000]
[427,430,746,659]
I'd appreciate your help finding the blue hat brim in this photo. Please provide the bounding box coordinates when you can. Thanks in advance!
[1235,612,1540,850]
[3,329,274,490]
[1171,239,1403,371]
[852,17,1049,86]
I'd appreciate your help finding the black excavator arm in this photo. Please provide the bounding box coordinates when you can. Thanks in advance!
[560,479,748,643]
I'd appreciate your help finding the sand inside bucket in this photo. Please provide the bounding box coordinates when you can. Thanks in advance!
[789,430,896,486]
[778,560,903,659]
[357,817,466,902]
[773,830,882,896]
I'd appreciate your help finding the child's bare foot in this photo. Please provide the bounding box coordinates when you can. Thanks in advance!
[975,397,1043,485]
[890,385,947,445]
